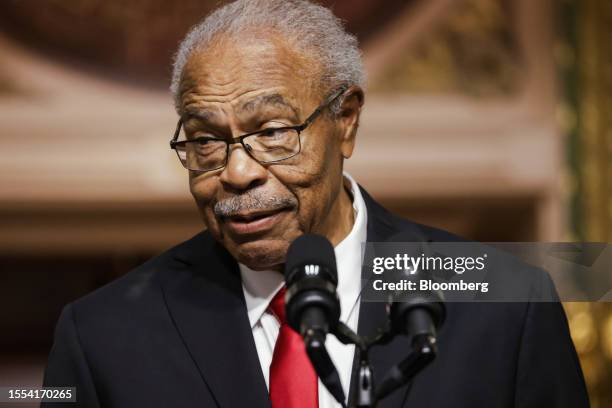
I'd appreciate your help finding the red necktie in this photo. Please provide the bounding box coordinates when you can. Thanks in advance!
[269,287,319,408]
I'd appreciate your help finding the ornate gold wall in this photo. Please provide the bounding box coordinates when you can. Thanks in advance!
[560,0,612,406]
[578,0,612,241]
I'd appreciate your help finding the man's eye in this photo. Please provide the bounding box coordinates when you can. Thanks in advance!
[193,137,219,145]
[260,128,285,138]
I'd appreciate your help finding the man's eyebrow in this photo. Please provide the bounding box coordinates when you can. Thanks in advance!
[181,107,218,122]
[238,93,299,118]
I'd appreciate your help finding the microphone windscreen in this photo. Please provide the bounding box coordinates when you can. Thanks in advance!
[284,234,337,285]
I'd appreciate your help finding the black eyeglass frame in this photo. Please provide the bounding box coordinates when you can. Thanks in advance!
[169,87,346,172]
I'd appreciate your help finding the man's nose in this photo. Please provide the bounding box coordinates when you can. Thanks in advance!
[219,145,268,191]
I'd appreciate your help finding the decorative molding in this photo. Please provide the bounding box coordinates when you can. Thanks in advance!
[367,0,521,97]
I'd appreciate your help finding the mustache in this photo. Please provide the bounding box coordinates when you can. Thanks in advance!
[213,190,297,218]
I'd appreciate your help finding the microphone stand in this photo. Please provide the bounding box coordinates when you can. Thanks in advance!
[374,333,437,401]
[327,318,439,408]
[333,322,373,407]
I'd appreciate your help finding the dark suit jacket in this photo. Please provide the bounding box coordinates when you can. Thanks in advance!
[42,188,589,407]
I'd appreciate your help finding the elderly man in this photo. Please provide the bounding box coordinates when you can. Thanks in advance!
[42,1,588,407]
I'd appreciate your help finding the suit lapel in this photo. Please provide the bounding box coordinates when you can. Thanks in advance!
[349,187,428,407]
[159,233,271,408]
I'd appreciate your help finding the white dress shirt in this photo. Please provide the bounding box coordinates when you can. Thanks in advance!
[240,172,367,408]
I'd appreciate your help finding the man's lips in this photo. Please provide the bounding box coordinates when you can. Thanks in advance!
[222,208,289,235]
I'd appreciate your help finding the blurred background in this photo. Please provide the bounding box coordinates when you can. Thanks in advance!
[0,0,610,406]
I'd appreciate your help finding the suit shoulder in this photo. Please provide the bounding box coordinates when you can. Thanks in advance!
[387,211,470,243]
[68,231,211,320]
[360,185,467,243]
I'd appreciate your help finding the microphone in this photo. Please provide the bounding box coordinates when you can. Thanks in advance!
[388,289,445,344]
[284,233,346,406]
[383,231,446,344]
[284,233,340,337]
[374,291,445,401]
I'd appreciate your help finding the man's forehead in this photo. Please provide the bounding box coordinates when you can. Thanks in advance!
[181,90,301,122]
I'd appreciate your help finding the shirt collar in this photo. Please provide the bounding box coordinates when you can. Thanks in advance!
[240,172,367,328]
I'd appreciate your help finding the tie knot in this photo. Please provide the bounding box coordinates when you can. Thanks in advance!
[269,287,287,325]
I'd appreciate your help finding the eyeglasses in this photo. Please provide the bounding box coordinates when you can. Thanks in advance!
[169,88,345,172]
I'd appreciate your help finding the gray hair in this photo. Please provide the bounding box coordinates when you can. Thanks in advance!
[170,0,365,113]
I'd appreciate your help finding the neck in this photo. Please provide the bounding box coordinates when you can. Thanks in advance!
[321,177,355,247]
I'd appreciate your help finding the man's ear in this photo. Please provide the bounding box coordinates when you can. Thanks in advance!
[337,85,364,159]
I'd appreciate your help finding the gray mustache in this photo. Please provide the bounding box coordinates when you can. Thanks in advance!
[213,191,297,218]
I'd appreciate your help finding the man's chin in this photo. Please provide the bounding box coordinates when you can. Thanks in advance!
[229,238,290,271]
